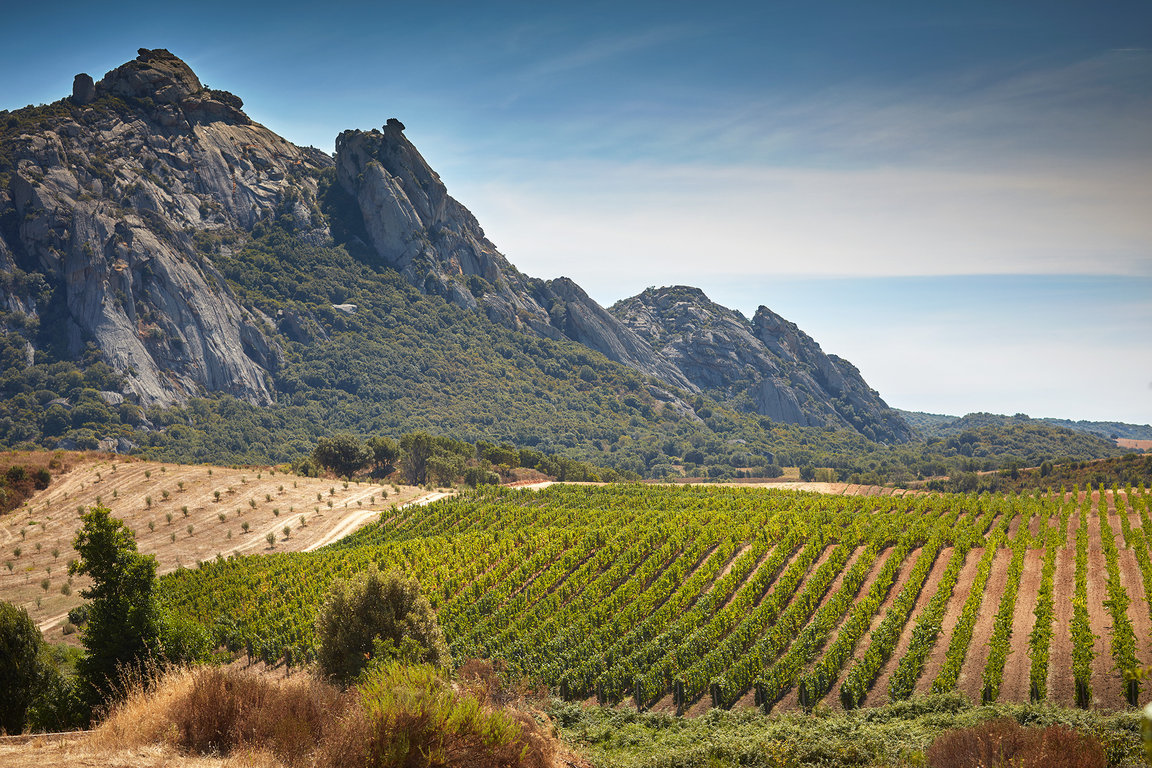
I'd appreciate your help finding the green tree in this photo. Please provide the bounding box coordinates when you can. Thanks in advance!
[70,506,161,706]
[0,600,43,734]
[312,434,372,478]
[366,435,400,476]
[427,452,465,486]
[400,432,434,485]
[315,565,449,685]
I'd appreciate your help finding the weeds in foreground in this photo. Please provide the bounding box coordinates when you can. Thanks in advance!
[94,663,560,767]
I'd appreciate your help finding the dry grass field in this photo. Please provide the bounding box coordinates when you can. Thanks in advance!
[0,453,438,644]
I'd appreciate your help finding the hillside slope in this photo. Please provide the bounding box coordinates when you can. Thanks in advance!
[0,453,428,644]
[0,48,908,463]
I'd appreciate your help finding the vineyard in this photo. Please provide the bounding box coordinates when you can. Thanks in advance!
[161,482,1152,713]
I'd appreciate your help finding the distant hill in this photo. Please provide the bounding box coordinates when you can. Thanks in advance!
[900,410,1152,446]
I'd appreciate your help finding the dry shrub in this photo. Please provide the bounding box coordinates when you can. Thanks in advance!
[315,661,555,768]
[96,665,347,766]
[926,717,1106,768]
[458,658,548,708]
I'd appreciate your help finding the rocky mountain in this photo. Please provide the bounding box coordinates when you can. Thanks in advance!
[0,48,908,449]
[611,286,911,443]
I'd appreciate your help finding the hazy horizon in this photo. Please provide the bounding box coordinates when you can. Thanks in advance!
[2,0,1149,425]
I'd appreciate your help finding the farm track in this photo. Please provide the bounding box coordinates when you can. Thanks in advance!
[1087,500,1123,709]
[1118,545,1152,707]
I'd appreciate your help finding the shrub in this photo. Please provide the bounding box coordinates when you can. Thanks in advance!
[0,600,43,733]
[315,565,449,685]
[315,662,553,768]
[925,717,1105,768]
[96,666,341,763]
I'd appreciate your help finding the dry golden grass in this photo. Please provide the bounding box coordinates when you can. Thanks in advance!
[0,453,434,642]
[35,664,576,768]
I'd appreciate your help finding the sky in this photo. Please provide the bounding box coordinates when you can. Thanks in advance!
[2,0,1150,425]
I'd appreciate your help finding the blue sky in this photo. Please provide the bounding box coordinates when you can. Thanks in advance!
[3,1,1150,424]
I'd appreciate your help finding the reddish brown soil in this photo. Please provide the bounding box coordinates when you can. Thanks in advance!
[1117,438,1152,451]
[915,547,983,696]
[862,546,954,707]
[1087,502,1126,709]
[770,544,892,713]
[1118,546,1152,707]
[731,544,866,711]
[998,548,1044,702]
[1047,512,1078,707]
[804,545,920,713]
[956,548,1013,703]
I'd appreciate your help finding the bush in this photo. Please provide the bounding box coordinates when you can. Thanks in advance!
[0,600,43,733]
[315,565,449,685]
[96,665,341,763]
[925,717,1105,768]
[315,661,553,768]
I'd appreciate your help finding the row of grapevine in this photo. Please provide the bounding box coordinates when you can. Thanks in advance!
[1097,487,1140,706]
[1026,498,1070,701]
[979,504,1032,703]
[1071,497,1096,707]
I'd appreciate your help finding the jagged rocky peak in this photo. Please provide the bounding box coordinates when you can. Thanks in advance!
[0,49,332,408]
[611,286,912,442]
[332,121,693,389]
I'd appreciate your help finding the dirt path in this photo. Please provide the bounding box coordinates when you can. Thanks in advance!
[956,548,1012,704]
[1047,512,1079,707]
[1087,502,1125,709]
[1118,546,1152,707]
[998,548,1044,702]
[862,546,955,707]
[915,547,984,696]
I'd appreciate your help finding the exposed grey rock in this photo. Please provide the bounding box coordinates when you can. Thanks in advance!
[611,286,912,442]
[331,303,358,314]
[333,125,692,390]
[0,50,331,407]
[72,73,95,105]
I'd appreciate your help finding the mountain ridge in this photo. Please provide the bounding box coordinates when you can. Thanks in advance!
[0,48,915,462]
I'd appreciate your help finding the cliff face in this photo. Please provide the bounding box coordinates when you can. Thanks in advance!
[0,49,332,406]
[332,124,692,390]
[0,49,909,443]
[611,286,912,442]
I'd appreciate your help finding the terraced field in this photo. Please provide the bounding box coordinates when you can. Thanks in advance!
[159,482,1152,713]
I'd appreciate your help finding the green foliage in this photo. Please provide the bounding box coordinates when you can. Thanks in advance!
[315,565,449,685]
[312,433,371,478]
[70,505,162,706]
[0,600,43,733]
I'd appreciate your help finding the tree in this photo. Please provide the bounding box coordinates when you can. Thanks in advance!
[312,434,371,478]
[315,565,449,685]
[0,600,43,734]
[366,436,400,476]
[70,506,161,706]
[400,432,434,485]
